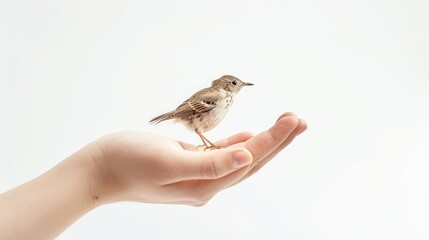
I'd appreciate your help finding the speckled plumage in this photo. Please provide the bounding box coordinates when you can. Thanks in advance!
[150,75,253,149]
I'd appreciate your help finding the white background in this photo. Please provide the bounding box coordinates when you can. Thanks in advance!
[1,1,429,239]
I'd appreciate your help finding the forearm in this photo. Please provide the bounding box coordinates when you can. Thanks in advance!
[0,145,101,240]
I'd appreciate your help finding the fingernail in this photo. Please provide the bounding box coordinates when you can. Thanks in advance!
[232,150,252,168]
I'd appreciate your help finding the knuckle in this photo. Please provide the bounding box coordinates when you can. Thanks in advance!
[200,160,219,179]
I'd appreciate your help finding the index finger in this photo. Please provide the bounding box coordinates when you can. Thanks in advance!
[245,116,299,163]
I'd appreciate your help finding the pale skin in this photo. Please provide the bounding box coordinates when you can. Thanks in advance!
[0,112,307,240]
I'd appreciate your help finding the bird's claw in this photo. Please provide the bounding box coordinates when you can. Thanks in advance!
[197,144,222,151]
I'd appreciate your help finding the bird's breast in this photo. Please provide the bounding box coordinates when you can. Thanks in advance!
[197,94,233,132]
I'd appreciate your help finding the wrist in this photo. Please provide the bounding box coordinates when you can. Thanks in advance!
[78,141,124,207]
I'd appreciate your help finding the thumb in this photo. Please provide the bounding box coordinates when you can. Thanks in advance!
[179,148,253,180]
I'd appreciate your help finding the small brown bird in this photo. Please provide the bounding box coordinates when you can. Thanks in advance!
[150,75,253,149]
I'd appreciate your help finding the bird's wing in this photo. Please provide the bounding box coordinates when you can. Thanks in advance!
[149,89,218,124]
[172,90,218,119]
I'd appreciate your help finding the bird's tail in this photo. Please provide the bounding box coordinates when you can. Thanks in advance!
[149,111,175,124]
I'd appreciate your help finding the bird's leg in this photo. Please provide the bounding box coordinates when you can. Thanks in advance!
[196,133,210,149]
[195,130,219,151]
[201,135,218,151]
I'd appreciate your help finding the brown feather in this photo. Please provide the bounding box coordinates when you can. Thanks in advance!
[150,88,218,124]
[149,75,253,148]
[149,110,176,124]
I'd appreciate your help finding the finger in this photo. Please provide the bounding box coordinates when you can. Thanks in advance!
[276,112,296,122]
[163,114,304,206]
[246,118,307,178]
[173,114,300,200]
[261,118,307,165]
[198,115,300,190]
[214,131,254,147]
[245,116,299,163]
[227,118,307,187]
[297,119,308,135]
[175,148,253,180]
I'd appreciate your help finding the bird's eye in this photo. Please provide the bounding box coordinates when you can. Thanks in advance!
[232,80,237,85]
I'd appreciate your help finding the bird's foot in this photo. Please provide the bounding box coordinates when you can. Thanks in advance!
[197,144,222,151]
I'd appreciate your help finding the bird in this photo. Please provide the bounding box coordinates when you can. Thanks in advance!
[150,75,254,149]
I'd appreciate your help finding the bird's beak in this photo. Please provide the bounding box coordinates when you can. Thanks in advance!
[244,82,254,86]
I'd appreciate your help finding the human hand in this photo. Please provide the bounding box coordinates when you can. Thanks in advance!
[88,112,307,206]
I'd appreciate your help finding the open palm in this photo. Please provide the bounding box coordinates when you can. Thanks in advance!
[94,112,307,206]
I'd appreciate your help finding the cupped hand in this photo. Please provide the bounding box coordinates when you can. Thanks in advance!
[90,112,307,206]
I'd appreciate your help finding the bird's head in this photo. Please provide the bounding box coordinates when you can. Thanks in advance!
[211,75,253,94]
